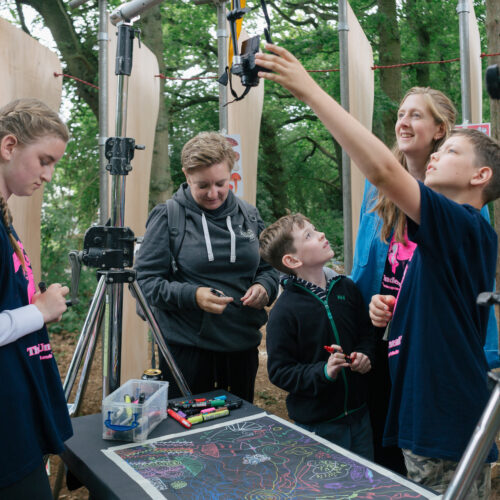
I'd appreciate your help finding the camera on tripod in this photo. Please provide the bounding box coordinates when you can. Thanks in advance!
[486,65,500,100]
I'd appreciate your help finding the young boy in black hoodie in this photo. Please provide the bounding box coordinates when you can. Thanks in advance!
[260,213,375,459]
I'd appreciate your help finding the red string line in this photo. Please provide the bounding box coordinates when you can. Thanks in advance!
[54,52,500,88]
[156,73,217,80]
[373,57,460,69]
[53,72,99,89]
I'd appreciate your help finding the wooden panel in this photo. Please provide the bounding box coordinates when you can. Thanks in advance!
[227,28,264,206]
[0,16,63,285]
[347,2,374,253]
[468,0,482,124]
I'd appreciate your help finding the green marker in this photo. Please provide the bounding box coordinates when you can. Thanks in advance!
[124,394,132,417]
[187,414,203,424]
[202,408,229,421]
[210,399,226,407]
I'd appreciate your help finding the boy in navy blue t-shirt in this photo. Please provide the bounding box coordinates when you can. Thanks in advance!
[255,45,500,498]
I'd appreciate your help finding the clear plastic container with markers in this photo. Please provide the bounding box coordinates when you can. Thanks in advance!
[102,379,168,442]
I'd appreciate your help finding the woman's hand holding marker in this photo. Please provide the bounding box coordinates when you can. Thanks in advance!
[369,294,396,328]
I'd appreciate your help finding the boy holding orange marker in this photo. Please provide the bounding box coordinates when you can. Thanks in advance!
[260,213,375,459]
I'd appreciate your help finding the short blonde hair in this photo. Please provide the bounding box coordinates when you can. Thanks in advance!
[181,132,236,172]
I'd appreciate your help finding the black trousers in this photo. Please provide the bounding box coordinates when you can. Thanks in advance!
[160,344,259,403]
[367,337,407,476]
[0,461,53,500]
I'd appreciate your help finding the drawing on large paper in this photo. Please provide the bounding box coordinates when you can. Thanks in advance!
[103,413,436,499]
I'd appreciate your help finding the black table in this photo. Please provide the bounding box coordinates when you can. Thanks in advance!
[61,391,263,500]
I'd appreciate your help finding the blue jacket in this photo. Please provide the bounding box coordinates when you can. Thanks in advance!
[352,179,500,369]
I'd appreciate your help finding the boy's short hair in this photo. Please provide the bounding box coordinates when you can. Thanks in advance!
[450,128,500,204]
[181,131,237,172]
[259,213,310,275]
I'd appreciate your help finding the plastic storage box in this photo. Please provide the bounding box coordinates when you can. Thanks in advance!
[102,379,168,442]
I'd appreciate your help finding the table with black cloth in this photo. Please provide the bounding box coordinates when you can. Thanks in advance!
[61,391,262,500]
[61,390,439,500]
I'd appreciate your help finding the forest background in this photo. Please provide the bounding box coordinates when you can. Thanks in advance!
[1,0,500,337]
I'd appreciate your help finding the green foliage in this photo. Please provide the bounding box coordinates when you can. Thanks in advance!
[5,0,494,316]
[41,95,100,334]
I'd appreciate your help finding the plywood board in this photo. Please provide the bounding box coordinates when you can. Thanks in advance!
[347,3,374,254]
[468,0,482,124]
[227,28,264,206]
[0,16,63,284]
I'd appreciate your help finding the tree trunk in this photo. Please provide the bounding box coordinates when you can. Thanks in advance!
[406,0,431,87]
[20,0,99,115]
[486,0,500,329]
[19,1,172,210]
[260,111,289,219]
[377,0,401,145]
[140,6,173,209]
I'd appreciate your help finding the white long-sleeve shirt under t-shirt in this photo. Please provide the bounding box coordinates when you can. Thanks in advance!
[0,305,44,347]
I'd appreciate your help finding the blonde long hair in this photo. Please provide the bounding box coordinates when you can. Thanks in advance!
[373,87,456,242]
[0,98,69,269]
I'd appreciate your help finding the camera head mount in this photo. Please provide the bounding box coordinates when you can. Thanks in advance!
[219,0,273,102]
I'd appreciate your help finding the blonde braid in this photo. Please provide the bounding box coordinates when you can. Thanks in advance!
[0,195,26,271]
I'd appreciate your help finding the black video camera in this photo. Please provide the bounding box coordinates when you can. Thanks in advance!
[486,65,500,100]
[220,0,272,102]
[231,35,270,88]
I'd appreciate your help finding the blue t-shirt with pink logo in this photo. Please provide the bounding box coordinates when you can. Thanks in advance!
[0,223,72,487]
[383,182,498,463]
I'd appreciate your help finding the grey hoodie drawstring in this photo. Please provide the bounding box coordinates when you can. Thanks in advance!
[226,216,236,263]
[201,212,214,262]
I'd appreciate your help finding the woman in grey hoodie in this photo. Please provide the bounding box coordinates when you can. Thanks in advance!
[135,132,279,401]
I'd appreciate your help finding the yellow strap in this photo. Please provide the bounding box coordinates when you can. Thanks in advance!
[228,0,246,68]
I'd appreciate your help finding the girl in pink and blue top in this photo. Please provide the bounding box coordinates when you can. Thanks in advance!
[0,98,72,499]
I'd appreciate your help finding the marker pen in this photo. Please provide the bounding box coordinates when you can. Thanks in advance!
[324,346,352,363]
[225,400,243,410]
[167,408,192,429]
[124,394,133,417]
[200,407,216,414]
[210,399,226,407]
[202,408,229,421]
[324,345,338,354]
[187,414,204,424]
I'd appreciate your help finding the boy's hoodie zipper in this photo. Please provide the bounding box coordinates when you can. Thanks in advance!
[291,277,353,417]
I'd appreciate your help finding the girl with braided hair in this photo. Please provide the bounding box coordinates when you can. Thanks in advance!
[0,98,72,499]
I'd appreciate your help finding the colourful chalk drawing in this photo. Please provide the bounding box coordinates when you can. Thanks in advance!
[103,413,438,500]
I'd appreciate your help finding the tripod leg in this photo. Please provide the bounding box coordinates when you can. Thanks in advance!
[69,301,105,417]
[54,277,107,500]
[130,280,192,396]
[63,275,107,408]
[443,372,500,500]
